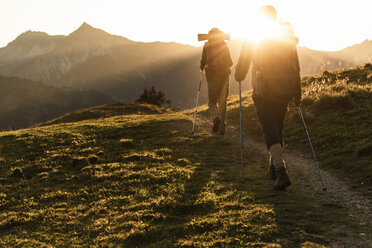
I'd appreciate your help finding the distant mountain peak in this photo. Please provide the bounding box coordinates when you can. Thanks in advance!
[69,22,107,38]
[77,22,95,31]
[15,30,50,40]
[6,30,54,48]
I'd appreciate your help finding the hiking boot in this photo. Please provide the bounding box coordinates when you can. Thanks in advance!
[212,117,220,133]
[268,161,277,180]
[274,166,291,190]
[268,158,288,180]
[219,122,226,135]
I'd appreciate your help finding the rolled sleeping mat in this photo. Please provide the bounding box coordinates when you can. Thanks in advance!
[198,33,230,41]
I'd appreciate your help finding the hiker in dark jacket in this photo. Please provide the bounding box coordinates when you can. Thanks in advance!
[200,28,233,135]
[235,5,301,190]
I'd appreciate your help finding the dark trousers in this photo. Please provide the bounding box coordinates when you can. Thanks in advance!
[253,95,288,150]
[207,77,229,126]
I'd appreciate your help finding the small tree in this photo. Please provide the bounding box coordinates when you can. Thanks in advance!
[364,63,372,70]
[136,86,171,107]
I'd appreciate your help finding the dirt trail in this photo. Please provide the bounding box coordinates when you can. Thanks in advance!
[198,117,372,247]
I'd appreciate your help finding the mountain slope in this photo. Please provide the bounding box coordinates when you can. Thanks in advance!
[0,103,368,246]
[0,75,116,130]
[57,41,201,105]
[0,31,63,66]
[342,39,372,64]
[297,47,355,75]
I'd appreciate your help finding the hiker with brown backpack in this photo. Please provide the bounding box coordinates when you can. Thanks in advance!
[200,28,233,135]
[235,6,301,190]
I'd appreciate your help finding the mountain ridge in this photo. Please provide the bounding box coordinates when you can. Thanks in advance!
[0,23,371,108]
[0,23,134,83]
[342,39,372,64]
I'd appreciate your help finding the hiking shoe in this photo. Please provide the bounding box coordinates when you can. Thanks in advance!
[268,162,277,180]
[268,158,288,180]
[212,117,220,133]
[274,167,291,190]
[219,122,226,135]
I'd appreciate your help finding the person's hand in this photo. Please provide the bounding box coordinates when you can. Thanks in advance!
[235,75,245,82]
[235,70,246,82]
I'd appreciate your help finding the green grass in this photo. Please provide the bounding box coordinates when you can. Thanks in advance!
[0,103,365,247]
[38,102,168,127]
[220,64,372,196]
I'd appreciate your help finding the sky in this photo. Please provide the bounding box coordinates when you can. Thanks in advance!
[0,0,371,51]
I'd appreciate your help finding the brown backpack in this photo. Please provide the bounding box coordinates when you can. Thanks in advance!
[205,41,231,80]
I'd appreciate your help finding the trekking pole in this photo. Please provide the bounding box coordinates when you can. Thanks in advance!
[191,72,203,134]
[297,106,327,191]
[238,81,244,182]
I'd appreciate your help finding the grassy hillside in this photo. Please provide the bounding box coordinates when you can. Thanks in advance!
[0,103,367,247]
[37,103,168,127]
[223,63,372,194]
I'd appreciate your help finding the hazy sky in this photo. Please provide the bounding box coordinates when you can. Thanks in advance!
[0,0,371,51]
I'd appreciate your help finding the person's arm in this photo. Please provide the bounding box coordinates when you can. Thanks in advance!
[225,43,233,68]
[200,43,207,71]
[235,41,253,82]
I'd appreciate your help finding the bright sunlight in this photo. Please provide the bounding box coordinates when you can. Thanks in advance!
[200,1,299,45]
[1,0,372,50]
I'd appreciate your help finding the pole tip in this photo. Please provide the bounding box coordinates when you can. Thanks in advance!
[322,187,327,191]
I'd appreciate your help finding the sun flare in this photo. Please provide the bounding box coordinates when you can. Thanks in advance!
[247,19,289,44]
[222,5,294,45]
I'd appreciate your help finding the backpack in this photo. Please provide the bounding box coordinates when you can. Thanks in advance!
[254,23,301,100]
[205,41,231,80]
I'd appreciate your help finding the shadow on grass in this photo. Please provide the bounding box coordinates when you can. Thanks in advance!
[0,114,360,247]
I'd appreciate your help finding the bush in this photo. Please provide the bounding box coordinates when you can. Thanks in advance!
[323,70,331,76]
[364,63,372,70]
[136,86,171,107]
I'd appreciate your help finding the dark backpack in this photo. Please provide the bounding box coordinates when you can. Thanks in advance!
[255,25,301,100]
[205,41,231,80]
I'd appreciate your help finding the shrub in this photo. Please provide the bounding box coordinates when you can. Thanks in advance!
[364,63,372,70]
[136,86,171,107]
[323,70,331,76]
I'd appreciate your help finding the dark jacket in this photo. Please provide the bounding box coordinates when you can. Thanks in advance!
[235,21,301,101]
[200,40,233,81]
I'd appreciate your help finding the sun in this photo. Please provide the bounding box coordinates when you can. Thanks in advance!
[227,8,289,44]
